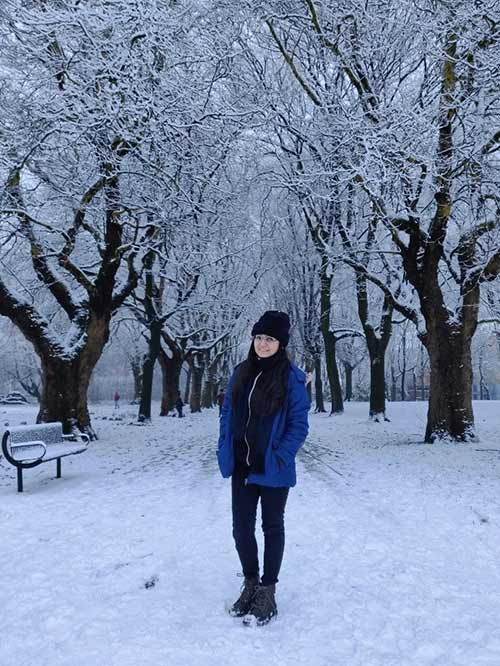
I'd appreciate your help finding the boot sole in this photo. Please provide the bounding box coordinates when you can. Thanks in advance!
[242,611,277,627]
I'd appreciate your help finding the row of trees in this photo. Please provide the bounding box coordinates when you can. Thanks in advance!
[3,268,497,403]
[0,0,498,442]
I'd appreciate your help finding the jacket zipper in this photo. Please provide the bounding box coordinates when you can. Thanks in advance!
[244,371,262,468]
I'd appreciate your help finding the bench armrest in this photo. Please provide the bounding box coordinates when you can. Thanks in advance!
[9,440,47,463]
[62,432,90,446]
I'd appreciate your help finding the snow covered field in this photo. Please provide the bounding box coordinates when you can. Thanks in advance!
[1,401,499,666]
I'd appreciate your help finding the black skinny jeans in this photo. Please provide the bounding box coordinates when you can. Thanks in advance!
[231,470,289,586]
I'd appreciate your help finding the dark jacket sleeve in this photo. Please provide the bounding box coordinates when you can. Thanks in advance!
[273,373,310,467]
[217,371,235,452]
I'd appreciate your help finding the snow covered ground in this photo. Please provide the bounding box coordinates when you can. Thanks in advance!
[1,400,499,666]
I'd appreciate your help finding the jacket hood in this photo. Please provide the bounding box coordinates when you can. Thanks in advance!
[289,363,306,383]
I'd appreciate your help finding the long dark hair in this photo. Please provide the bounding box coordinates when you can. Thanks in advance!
[232,343,290,416]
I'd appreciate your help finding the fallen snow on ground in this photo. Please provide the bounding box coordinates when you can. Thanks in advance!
[1,401,499,666]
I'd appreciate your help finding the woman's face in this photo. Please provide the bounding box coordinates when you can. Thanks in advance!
[254,334,280,358]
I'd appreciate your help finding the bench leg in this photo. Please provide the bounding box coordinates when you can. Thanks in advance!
[56,458,62,478]
[17,467,23,493]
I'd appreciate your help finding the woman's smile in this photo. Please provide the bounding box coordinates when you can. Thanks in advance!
[254,334,280,358]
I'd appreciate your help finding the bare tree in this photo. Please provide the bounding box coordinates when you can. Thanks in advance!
[259,0,500,440]
[0,0,222,434]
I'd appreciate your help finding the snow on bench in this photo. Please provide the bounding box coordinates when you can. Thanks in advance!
[1,422,90,492]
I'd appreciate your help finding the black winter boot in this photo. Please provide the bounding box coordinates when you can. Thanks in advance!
[242,584,277,626]
[229,575,259,617]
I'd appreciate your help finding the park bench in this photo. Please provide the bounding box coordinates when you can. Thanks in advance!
[1,422,90,492]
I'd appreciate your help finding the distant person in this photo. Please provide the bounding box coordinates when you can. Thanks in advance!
[113,391,120,410]
[175,396,184,418]
[216,390,225,416]
[217,310,310,626]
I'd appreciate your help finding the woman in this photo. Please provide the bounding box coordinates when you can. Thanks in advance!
[217,310,310,626]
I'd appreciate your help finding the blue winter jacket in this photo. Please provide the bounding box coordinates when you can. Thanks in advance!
[217,363,310,487]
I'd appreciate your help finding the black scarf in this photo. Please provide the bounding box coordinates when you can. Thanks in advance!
[231,350,283,475]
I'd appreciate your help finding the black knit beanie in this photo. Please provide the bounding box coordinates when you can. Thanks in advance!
[251,310,290,347]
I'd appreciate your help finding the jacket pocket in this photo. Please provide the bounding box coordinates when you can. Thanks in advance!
[266,449,283,476]
[216,446,233,477]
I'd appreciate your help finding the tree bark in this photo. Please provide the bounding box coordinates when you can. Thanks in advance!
[319,260,343,414]
[188,355,204,413]
[367,350,387,420]
[138,320,162,422]
[130,357,142,402]
[364,330,391,420]
[183,367,191,405]
[400,328,408,401]
[355,267,393,420]
[423,321,476,441]
[202,352,217,409]
[343,362,353,401]
[390,358,397,401]
[36,313,111,437]
[158,346,183,415]
[314,356,326,412]
[38,358,90,435]
[137,235,165,422]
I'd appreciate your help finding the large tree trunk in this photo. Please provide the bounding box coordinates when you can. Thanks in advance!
[364,325,391,421]
[37,357,90,435]
[36,314,111,439]
[356,271,392,421]
[390,358,397,401]
[323,331,343,414]
[202,353,217,409]
[183,367,191,405]
[314,356,326,412]
[412,244,479,439]
[401,328,409,401]
[137,320,162,423]
[137,241,163,423]
[399,29,484,441]
[423,323,475,442]
[319,261,343,414]
[158,346,183,415]
[188,355,204,413]
[343,361,353,401]
[130,357,142,402]
[400,362,406,401]
[368,349,387,420]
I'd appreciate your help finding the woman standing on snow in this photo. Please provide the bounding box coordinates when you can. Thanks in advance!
[217,311,310,626]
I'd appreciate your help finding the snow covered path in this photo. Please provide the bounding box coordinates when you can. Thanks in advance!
[1,402,499,666]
